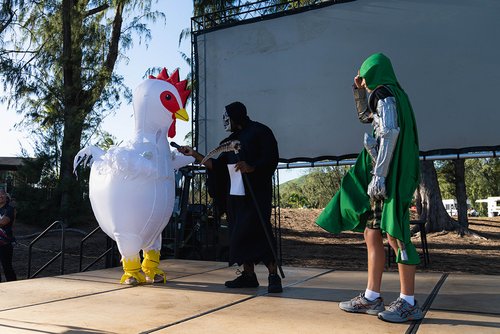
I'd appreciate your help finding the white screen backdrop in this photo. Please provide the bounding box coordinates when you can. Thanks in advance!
[194,0,500,161]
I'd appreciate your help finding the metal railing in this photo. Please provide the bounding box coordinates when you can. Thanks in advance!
[79,226,118,272]
[27,220,65,279]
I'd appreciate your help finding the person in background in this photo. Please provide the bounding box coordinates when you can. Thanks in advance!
[0,188,17,282]
[178,101,282,293]
[316,53,422,322]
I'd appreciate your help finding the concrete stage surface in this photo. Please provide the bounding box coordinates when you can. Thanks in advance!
[0,259,498,333]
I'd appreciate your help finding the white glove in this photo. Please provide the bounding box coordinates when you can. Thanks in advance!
[367,175,386,199]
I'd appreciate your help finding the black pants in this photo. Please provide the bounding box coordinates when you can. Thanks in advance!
[0,244,17,282]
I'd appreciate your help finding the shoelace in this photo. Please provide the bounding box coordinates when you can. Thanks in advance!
[388,298,406,312]
[351,294,368,307]
[358,293,376,302]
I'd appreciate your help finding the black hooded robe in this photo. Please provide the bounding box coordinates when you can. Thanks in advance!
[208,119,279,266]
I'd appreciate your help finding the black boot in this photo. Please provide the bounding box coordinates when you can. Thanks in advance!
[268,273,283,293]
[225,271,259,288]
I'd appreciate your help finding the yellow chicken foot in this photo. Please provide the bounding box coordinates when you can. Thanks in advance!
[142,249,166,284]
[120,256,146,285]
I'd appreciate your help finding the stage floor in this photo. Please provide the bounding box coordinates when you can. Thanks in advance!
[0,259,498,333]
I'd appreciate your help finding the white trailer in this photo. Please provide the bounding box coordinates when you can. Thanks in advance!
[476,197,500,217]
[442,199,475,216]
[442,199,458,216]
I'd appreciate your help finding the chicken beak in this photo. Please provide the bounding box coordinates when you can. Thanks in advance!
[174,108,189,122]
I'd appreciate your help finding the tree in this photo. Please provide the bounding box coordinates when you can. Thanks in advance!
[417,160,460,232]
[417,160,486,238]
[283,192,310,208]
[0,0,23,81]
[453,158,468,226]
[301,166,347,208]
[465,158,500,215]
[0,0,15,35]
[279,166,347,208]
[2,1,164,223]
[436,159,468,226]
[436,161,454,199]
[435,157,500,217]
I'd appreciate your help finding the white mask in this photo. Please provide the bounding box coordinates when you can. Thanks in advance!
[223,111,232,132]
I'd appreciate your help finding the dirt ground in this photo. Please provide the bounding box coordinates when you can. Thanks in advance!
[4,208,500,282]
[279,208,500,275]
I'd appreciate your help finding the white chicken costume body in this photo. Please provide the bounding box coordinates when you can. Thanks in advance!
[74,69,194,284]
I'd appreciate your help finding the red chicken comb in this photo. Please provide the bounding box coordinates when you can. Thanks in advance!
[149,68,191,107]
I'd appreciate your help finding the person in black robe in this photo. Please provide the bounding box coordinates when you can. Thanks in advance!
[178,101,282,293]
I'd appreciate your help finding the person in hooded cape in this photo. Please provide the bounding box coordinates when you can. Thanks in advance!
[178,101,282,293]
[316,53,423,323]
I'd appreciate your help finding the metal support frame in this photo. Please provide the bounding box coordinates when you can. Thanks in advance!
[276,150,500,170]
[191,0,349,33]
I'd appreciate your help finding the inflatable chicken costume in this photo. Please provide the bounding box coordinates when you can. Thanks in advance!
[74,68,194,284]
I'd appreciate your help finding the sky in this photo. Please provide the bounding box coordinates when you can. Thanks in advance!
[0,1,301,183]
